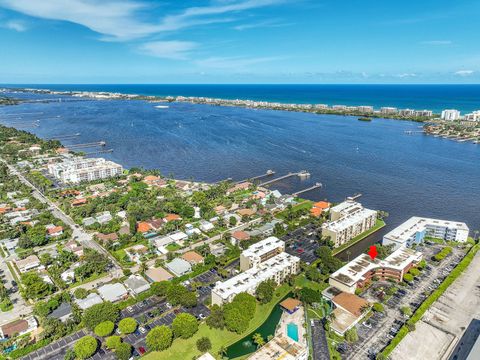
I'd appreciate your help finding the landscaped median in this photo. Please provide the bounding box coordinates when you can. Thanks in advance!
[332,219,385,256]
[142,284,292,360]
[379,243,479,359]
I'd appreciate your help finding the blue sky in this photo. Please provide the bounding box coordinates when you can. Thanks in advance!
[0,0,479,84]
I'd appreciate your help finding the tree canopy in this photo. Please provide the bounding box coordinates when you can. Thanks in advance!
[172,313,198,339]
[73,336,98,359]
[146,325,173,351]
[83,302,120,329]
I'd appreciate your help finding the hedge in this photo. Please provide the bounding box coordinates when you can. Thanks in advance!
[381,244,478,357]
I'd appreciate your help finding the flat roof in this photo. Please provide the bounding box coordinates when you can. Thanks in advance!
[242,236,284,259]
[213,252,299,301]
[247,336,306,360]
[145,267,173,282]
[323,207,376,232]
[330,247,422,287]
[383,216,469,243]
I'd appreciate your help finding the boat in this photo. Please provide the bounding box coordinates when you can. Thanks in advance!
[358,117,372,122]
[155,105,169,109]
[298,171,310,178]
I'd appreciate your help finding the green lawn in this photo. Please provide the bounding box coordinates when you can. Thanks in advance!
[295,274,329,292]
[143,284,292,360]
[332,219,386,256]
[275,200,313,220]
[166,243,181,251]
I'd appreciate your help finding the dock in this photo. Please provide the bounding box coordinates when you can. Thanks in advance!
[237,170,275,184]
[292,182,323,196]
[404,130,424,135]
[83,149,114,156]
[258,170,309,187]
[66,141,106,149]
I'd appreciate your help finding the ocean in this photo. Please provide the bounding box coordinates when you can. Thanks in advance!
[3,84,480,113]
[1,86,479,258]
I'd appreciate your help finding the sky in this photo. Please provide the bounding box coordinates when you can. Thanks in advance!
[0,0,479,84]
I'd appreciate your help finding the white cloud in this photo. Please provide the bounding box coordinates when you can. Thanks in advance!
[233,19,292,31]
[138,41,197,59]
[196,56,281,69]
[4,19,28,31]
[454,70,474,76]
[395,73,417,78]
[421,40,452,45]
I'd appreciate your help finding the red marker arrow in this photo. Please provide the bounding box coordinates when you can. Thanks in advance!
[368,245,378,260]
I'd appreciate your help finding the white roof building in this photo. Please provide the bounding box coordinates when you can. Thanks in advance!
[383,216,469,250]
[98,283,129,302]
[124,275,151,295]
[75,293,103,310]
[240,236,285,271]
[47,157,123,183]
[212,252,300,305]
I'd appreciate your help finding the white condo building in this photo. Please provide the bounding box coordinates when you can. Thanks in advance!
[322,200,377,247]
[48,157,123,183]
[464,110,480,121]
[212,238,300,305]
[441,109,461,121]
[380,107,398,114]
[383,216,469,250]
[240,236,285,271]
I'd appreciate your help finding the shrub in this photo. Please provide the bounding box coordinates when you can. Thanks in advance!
[172,313,198,339]
[115,342,132,360]
[118,317,137,334]
[196,337,212,353]
[409,268,420,277]
[74,288,88,299]
[146,325,173,351]
[373,303,384,313]
[105,336,122,350]
[345,327,358,343]
[403,273,414,283]
[83,302,120,329]
[94,321,115,337]
[73,336,98,359]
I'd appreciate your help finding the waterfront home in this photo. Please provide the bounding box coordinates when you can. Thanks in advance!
[226,181,252,194]
[0,317,37,339]
[181,251,204,265]
[231,230,250,246]
[15,255,41,273]
[74,293,103,310]
[48,303,73,323]
[145,267,174,282]
[165,258,192,277]
[98,283,129,302]
[143,175,167,187]
[124,274,151,295]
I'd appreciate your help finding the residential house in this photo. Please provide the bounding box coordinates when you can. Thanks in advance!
[64,240,84,257]
[165,258,192,277]
[96,232,119,244]
[145,267,174,282]
[124,275,151,295]
[0,317,37,339]
[164,214,182,223]
[74,293,103,310]
[227,181,252,194]
[199,220,214,232]
[231,230,251,246]
[46,224,63,238]
[98,283,129,302]
[124,244,149,263]
[209,242,227,257]
[71,198,87,206]
[181,251,204,265]
[15,255,41,273]
[49,303,73,323]
[237,208,256,218]
[61,268,75,284]
[95,211,112,224]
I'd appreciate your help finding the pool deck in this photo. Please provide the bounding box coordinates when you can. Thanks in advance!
[276,305,307,348]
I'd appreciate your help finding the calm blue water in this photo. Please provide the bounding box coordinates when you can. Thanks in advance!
[1,89,479,258]
[287,323,299,342]
[3,84,480,113]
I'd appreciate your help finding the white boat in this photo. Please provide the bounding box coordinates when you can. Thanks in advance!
[155,105,169,109]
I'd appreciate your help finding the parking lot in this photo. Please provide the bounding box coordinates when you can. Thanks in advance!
[283,223,320,264]
[343,244,466,359]
[22,330,91,360]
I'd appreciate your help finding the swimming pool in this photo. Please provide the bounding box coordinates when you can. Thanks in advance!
[287,322,299,342]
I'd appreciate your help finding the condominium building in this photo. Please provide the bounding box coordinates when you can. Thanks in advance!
[48,157,123,183]
[322,200,377,247]
[380,107,398,114]
[415,110,433,117]
[240,236,285,271]
[357,106,374,113]
[441,109,461,121]
[383,216,469,250]
[464,110,480,121]
[329,247,423,294]
[212,252,300,305]
[399,109,416,116]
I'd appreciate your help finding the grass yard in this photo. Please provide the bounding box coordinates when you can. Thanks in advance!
[295,274,329,292]
[275,200,313,220]
[166,243,181,251]
[143,284,292,360]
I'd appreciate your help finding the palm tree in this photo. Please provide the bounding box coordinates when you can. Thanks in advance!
[140,261,148,273]
[252,333,265,348]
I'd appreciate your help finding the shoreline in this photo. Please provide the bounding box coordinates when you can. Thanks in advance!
[2,86,437,123]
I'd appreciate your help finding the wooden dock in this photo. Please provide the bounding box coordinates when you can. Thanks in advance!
[292,182,323,196]
[67,141,106,149]
[259,170,309,186]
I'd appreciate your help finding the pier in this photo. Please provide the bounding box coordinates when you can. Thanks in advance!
[404,130,424,135]
[83,149,114,156]
[347,193,362,201]
[47,133,81,141]
[292,182,323,196]
[237,170,275,184]
[66,141,106,149]
[258,170,309,187]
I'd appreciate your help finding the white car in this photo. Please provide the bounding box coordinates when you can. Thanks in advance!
[127,306,134,313]
[139,326,146,334]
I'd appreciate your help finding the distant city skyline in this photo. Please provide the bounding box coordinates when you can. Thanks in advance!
[0,0,479,84]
